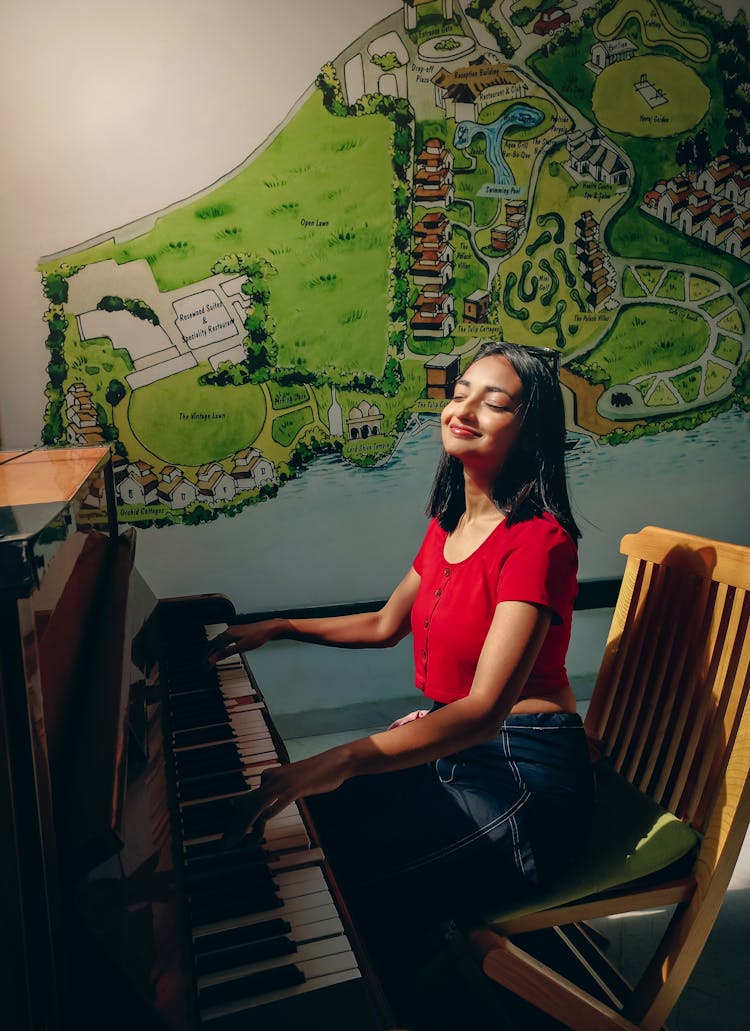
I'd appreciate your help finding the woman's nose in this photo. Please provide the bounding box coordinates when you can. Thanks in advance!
[452,396,477,419]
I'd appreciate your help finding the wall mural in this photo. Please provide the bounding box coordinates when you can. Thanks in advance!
[38,0,750,530]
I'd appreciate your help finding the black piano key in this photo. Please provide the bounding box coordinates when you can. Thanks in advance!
[168,678,219,698]
[184,837,269,862]
[184,845,272,881]
[177,755,248,781]
[172,704,231,732]
[193,918,292,956]
[198,963,305,1007]
[169,672,218,691]
[195,934,296,976]
[169,684,223,705]
[178,770,249,802]
[189,889,284,925]
[186,858,270,892]
[175,741,241,773]
[174,724,237,749]
[188,866,276,902]
[181,798,242,839]
[171,697,226,722]
[169,679,218,699]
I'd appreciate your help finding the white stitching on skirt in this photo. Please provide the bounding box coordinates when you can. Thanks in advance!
[388,788,532,877]
[502,725,524,790]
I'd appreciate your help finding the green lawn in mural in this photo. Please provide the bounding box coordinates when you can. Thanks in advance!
[714,334,742,364]
[591,304,709,382]
[272,406,314,447]
[594,57,710,138]
[267,382,310,409]
[37,0,750,526]
[128,369,266,467]
[52,93,395,376]
[597,0,711,62]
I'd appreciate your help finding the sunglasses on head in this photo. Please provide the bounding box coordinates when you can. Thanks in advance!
[516,344,562,375]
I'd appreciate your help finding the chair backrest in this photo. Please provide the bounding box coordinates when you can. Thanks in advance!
[475,528,750,1031]
[584,526,750,835]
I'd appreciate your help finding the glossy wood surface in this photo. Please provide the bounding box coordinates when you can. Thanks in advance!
[0,448,110,506]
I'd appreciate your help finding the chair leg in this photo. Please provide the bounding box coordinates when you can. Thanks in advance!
[469,927,642,1031]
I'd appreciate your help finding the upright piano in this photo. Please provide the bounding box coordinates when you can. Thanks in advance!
[0,447,388,1031]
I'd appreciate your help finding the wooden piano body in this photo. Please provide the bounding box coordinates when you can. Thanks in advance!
[0,447,386,1031]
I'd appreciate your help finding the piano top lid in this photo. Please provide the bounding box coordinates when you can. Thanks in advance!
[0,446,111,511]
[0,446,112,598]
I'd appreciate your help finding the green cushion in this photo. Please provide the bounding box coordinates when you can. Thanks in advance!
[482,759,701,925]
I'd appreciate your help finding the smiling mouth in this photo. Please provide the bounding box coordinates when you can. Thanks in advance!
[448,423,481,438]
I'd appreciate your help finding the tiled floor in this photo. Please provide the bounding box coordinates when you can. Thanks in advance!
[280,702,749,1031]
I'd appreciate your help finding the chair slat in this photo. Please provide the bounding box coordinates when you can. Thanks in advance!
[683,590,750,829]
[593,559,657,762]
[664,583,735,816]
[585,555,647,746]
[651,581,726,804]
[637,575,714,792]
[612,562,674,774]
[623,566,707,788]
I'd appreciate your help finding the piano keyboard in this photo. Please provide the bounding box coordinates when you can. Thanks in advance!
[162,622,373,1027]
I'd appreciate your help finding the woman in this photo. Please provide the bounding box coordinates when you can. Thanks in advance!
[210,341,593,976]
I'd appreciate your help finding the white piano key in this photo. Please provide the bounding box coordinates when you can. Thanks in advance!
[182,797,306,848]
[193,912,346,965]
[220,688,258,703]
[217,669,255,685]
[216,664,251,678]
[175,726,274,754]
[216,668,254,684]
[199,956,361,1019]
[220,697,260,711]
[194,888,337,938]
[191,846,325,876]
[183,801,308,843]
[198,933,354,988]
[204,623,228,637]
[174,709,269,741]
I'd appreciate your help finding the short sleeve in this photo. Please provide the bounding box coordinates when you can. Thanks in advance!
[413,519,441,575]
[495,519,577,624]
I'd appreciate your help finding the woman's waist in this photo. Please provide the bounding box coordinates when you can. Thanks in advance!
[424,683,577,715]
[510,683,577,716]
[464,710,590,779]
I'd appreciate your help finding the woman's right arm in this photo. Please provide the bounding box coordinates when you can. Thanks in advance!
[208,566,421,661]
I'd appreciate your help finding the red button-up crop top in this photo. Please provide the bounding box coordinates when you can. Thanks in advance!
[410,513,578,704]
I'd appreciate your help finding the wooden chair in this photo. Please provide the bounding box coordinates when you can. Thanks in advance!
[470,526,750,1031]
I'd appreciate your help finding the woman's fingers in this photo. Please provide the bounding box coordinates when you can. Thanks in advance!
[220,773,290,849]
[221,790,267,849]
[206,631,238,664]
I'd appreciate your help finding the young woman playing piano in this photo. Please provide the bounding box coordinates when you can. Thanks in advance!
[210,341,593,1006]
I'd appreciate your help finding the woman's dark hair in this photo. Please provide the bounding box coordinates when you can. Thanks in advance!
[426,341,581,541]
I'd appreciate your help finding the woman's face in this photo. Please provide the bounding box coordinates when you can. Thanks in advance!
[440,355,525,479]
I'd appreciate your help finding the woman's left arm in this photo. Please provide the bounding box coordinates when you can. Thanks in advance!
[224,601,551,843]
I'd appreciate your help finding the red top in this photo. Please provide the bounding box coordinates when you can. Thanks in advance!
[411,513,578,703]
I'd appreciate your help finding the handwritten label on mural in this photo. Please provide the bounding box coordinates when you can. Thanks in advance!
[173,290,238,348]
[479,184,525,199]
[179,412,228,421]
[455,323,502,336]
